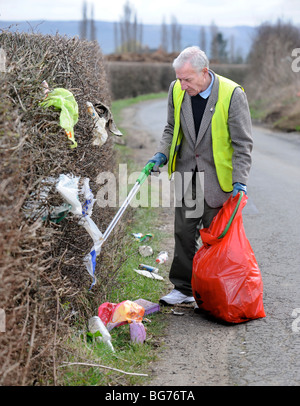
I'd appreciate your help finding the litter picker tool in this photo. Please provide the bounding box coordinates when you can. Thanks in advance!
[100,161,154,246]
[85,162,155,289]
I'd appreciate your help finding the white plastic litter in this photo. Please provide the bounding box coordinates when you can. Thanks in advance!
[56,174,103,289]
[88,316,115,352]
[156,251,169,264]
[86,102,108,147]
[56,174,82,216]
[138,245,153,257]
[133,269,164,280]
[79,215,103,286]
[81,178,96,217]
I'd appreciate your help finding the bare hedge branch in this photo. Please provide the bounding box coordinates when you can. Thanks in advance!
[0,31,125,385]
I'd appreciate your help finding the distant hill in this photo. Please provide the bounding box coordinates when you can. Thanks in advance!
[0,20,256,60]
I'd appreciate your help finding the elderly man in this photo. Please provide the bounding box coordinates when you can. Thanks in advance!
[147,46,253,306]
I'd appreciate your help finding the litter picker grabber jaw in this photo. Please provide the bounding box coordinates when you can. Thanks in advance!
[99,161,155,249]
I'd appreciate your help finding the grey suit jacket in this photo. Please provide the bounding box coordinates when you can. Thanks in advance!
[158,70,253,208]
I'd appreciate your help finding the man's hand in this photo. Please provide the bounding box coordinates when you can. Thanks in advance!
[232,182,247,197]
[147,152,167,172]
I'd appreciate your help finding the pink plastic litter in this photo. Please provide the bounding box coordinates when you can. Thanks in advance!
[130,321,146,343]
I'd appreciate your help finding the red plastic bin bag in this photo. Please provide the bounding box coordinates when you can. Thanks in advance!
[192,192,266,323]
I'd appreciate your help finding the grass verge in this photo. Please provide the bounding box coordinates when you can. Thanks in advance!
[111,92,168,126]
[249,96,300,132]
[59,93,170,386]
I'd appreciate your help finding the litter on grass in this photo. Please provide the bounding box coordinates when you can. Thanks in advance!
[134,299,160,315]
[138,264,158,273]
[130,321,146,344]
[88,316,115,352]
[171,309,185,316]
[155,251,168,264]
[98,300,145,331]
[131,232,153,242]
[95,299,159,346]
[138,245,153,257]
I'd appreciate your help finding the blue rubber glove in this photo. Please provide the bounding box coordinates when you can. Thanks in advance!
[232,182,247,197]
[147,152,167,172]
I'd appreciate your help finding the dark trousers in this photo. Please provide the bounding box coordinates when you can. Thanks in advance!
[169,198,222,296]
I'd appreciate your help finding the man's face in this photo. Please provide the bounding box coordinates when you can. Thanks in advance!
[175,62,208,96]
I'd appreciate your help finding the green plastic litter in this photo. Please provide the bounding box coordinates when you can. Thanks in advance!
[40,88,79,148]
[42,203,72,224]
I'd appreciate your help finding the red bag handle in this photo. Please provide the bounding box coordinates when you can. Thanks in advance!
[218,191,244,239]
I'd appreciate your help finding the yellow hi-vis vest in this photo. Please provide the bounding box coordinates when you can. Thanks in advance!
[168,74,243,192]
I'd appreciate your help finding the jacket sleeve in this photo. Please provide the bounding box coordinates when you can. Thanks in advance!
[157,81,176,162]
[228,87,253,185]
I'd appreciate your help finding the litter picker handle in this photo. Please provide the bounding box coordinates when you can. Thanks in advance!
[101,162,155,244]
[136,162,155,185]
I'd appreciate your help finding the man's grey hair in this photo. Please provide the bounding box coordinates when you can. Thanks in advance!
[173,46,209,73]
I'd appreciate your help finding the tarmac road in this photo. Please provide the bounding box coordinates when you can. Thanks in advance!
[121,98,300,386]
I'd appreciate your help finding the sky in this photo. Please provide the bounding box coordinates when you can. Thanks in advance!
[0,0,299,27]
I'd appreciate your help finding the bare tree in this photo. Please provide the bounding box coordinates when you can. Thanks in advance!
[80,1,97,42]
[229,37,243,64]
[161,16,168,52]
[199,26,206,53]
[80,0,88,40]
[171,15,181,52]
[216,32,228,62]
[229,34,235,63]
[117,1,143,53]
[114,22,119,53]
[138,20,143,52]
[123,1,132,51]
[132,12,138,52]
[247,19,300,97]
[245,19,300,130]
[235,47,244,64]
[209,21,228,62]
[90,4,97,41]
[210,21,218,61]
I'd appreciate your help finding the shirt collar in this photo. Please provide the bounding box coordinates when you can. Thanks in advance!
[199,71,214,99]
